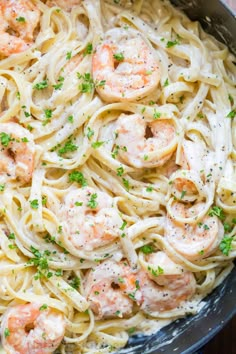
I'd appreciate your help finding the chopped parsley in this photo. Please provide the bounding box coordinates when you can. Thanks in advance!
[226,109,236,118]
[153,110,161,119]
[30,199,39,209]
[117,166,124,176]
[68,171,87,187]
[146,185,153,192]
[58,140,78,155]
[113,53,124,61]
[53,76,64,90]
[84,43,93,55]
[164,78,169,87]
[33,80,48,90]
[180,190,186,199]
[140,244,154,254]
[208,206,225,220]
[86,127,94,139]
[147,265,164,277]
[77,72,106,93]
[66,51,72,60]
[219,235,234,256]
[4,328,10,337]
[122,178,130,191]
[87,193,98,209]
[91,141,104,149]
[0,132,12,147]
[120,220,127,230]
[39,304,48,311]
[69,276,81,290]
[166,39,179,48]
[68,115,74,123]
[16,17,26,22]
[0,184,5,192]
[228,94,234,105]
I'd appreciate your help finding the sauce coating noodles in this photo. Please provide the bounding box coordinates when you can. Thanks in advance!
[0,0,235,353]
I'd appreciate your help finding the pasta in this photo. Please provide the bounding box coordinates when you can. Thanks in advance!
[0,0,235,353]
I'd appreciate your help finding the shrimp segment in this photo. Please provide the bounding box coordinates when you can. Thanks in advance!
[0,0,40,56]
[92,28,160,102]
[60,187,123,252]
[1,303,66,354]
[139,252,196,314]
[114,114,177,168]
[0,123,35,184]
[85,260,140,319]
[165,202,224,260]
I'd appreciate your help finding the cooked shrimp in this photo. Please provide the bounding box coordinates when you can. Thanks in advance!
[60,187,123,251]
[0,123,35,184]
[165,202,224,261]
[1,302,66,354]
[114,114,177,168]
[46,0,81,11]
[92,28,160,102]
[139,252,196,314]
[85,260,140,319]
[0,0,40,56]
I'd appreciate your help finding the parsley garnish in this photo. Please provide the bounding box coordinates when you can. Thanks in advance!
[140,244,154,254]
[122,178,130,191]
[39,304,48,311]
[53,76,64,90]
[4,328,10,337]
[70,276,81,289]
[58,140,78,155]
[84,43,93,55]
[226,110,236,118]
[166,39,179,48]
[16,17,26,22]
[87,193,98,209]
[219,235,234,256]
[0,132,12,147]
[0,184,5,192]
[208,206,225,220]
[117,166,124,176]
[164,78,169,87]
[147,265,164,276]
[91,141,104,149]
[66,51,72,60]
[30,199,39,209]
[68,171,87,187]
[86,127,94,139]
[180,190,186,199]
[33,80,48,90]
[113,53,124,61]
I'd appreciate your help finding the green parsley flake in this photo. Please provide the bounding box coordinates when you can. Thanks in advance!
[70,276,81,289]
[164,78,169,87]
[113,53,124,61]
[91,141,104,149]
[84,43,93,55]
[33,80,48,90]
[122,178,130,191]
[86,127,94,139]
[219,235,234,256]
[0,184,5,192]
[140,244,154,254]
[117,166,124,176]
[4,328,10,337]
[16,17,26,22]
[87,193,98,209]
[166,39,179,48]
[226,109,236,118]
[58,140,78,155]
[208,206,225,220]
[68,171,87,187]
[0,132,12,147]
[66,51,72,60]
[39,304,48,311]
[30,199,39,209]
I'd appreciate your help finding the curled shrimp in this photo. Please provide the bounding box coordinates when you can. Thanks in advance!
[165,202,224,261]
[92,28,160,102]
[114,114,177,168]
[46,0,81,12]
[0,123,35,184]
[85,260,140,319]
[139,251,196,314]
[1,302,66,354]
[59,187,123,252]
[0,0,40,57]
